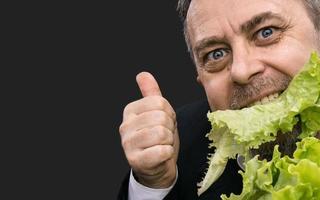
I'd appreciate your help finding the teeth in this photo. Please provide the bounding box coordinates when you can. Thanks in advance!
[253,101,261,105]
[261,96,269,104]
[249,93,280,107]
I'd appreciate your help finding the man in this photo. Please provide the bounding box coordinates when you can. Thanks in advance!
[118,0,320,199]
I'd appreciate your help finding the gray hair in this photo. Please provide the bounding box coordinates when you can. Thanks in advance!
[177,0,320,53]
[303,0,320,30]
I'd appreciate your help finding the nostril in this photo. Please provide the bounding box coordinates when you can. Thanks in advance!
[230,61,265,85]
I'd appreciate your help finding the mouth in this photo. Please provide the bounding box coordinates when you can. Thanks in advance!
[244,91,283,108]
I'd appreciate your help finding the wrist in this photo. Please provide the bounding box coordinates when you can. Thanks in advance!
[133,168,177,188]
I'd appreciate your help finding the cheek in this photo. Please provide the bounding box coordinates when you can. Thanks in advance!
[286,31,320,75]
[198,71,231,110]
[263,39,315,77]
[275,48,312,77]
[261,20,319,76]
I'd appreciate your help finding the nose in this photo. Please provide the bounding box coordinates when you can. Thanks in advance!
[230,47,265,85]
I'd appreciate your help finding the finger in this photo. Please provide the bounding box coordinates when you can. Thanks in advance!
[136,72,162,97]
[122,126,174,151]
[121,110,176,134]
[123,96,176,121]
[133,159,173,178]
[136,145,174,170]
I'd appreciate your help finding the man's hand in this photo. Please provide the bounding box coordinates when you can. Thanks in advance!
[119,72,179,188]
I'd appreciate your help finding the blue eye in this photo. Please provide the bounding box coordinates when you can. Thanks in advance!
[208,49,227,60]
[254,26,283,46]
[260,28,273,38]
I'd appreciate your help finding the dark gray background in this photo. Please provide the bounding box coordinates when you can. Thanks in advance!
[21,1,205,199]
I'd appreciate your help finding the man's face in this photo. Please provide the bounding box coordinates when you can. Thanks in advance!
[186,0,320,111]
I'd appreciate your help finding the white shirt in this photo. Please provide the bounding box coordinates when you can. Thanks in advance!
[128,169,178,200]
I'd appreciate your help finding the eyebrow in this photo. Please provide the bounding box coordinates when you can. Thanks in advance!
[193,11,286,56]
[240,11,284,33]
[193,36,227,57]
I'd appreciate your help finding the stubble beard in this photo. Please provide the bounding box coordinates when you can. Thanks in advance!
[229,74,292,110]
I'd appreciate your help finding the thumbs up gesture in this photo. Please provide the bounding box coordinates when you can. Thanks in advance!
[119,72,179,188]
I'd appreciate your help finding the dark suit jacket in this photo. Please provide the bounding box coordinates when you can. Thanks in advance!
[118,100,243,199]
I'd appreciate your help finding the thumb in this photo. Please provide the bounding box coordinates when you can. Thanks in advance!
[136,72,162,97]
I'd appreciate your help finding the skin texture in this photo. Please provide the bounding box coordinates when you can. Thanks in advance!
[119,0,320,189]
[185,0,320,162]
[119,72,179,188]
[187,0,320,110]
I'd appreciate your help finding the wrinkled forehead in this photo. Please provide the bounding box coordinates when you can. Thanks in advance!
[186,0,281,26]
[185,0,303,47]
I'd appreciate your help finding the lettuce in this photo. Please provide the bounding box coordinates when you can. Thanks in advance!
[222,137,320,200]
[197,52,320,196]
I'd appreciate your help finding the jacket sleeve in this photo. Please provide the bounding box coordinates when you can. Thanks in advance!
[117,171,130,200]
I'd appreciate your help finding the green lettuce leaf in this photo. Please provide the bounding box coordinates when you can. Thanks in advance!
[197,52,320,196]
[222,137,320,200]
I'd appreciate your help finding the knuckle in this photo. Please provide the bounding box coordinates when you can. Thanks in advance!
[159,145,174,160]
[154,111,167,124]
[123,103,132,115]
[167,133,174,145]
[159,97,175,116]
[153,96,167,110]
[167,147,174,158]
[154,126,168,140]
[150,96,175,120]
[119,122,129,135]
[118,123,125,134]
[127,153,139,167]
[123,101,139,117]
[136,128,150,142]
[172,111,176,121]
[139,127,149,136]
[121,137,130,149]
